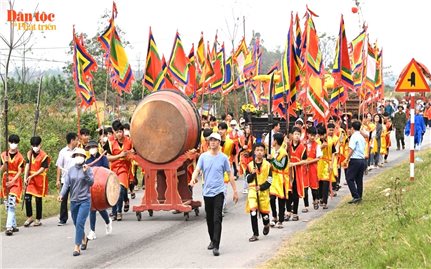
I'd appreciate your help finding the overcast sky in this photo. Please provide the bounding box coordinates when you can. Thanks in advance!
[0,0,429,82]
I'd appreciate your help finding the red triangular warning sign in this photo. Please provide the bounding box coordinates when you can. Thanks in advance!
[395,58,430,92]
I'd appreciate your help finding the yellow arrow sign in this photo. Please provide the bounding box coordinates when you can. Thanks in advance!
[395,58,430,92]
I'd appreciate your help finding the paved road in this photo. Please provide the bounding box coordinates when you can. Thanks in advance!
[2,131,430,268]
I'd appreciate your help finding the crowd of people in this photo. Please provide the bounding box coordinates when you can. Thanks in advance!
[1,99,429,257]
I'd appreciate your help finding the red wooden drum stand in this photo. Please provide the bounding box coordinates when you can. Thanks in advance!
[131,152,201,221]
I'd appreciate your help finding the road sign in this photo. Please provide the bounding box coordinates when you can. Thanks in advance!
[395,58,431,92]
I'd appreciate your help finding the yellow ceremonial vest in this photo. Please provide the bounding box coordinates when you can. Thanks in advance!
[221,137,234,159]
[222,137,235,183]
[246,159,271,213]
[318,138,333,182]
[338,129,349,168]
[380,125,388,155]
[327,135,339,182]
[269,147,289,199]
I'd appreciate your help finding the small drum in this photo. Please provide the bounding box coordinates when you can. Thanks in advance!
[90,167,120,211]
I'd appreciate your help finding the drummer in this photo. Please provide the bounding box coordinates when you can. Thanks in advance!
[104,120,133,221]
[57,148,94,257]
[85,140,112,241]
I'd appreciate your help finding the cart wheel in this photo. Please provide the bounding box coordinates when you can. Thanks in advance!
[148,210,153,217]
[194,208,199,216]
[184,212,190,221]
[136,212,142,221]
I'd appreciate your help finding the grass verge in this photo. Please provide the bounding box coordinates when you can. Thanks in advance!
[0,195,60,231]
[264,150,431,268]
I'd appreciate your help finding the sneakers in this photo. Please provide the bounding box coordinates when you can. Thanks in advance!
[213,248,220,256]
[269,219,276,227]
[117,213,123,221]
[275,222,284,229]
[12,227,19,232]
[322,204,329,209]
[302,207,309,213]
[57,221,66,226]
[207,241,215,250]
[87,230,97,240]
[292,215,299,221]
[5,228,13,236]
[33,219,42,226]
[263,224,270,236]
[105,219,113,235]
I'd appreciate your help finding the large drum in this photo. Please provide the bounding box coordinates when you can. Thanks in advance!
[130,90,201,164]
[90,167,120,211]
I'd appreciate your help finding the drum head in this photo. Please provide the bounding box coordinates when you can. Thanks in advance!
[105,173,120,206]
[132,100,187,163]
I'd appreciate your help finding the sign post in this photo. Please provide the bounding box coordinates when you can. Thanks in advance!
[394,58,431,181]
[409,92,415,181]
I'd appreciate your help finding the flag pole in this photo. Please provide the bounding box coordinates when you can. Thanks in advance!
[104,71,109,124]
[243,16,249,105]
[92,89,102,129]
[268,72,275,155]
[76,92,81,135]
[281,50,289,135]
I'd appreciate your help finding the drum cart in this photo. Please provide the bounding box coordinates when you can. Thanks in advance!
[131,151,201,221]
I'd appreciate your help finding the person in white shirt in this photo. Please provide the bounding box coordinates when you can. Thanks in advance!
[264,121,281,150]
[56,132,79,226]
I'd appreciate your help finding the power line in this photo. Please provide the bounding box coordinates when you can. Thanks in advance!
[0,46,69,50]
[0,53,68,64]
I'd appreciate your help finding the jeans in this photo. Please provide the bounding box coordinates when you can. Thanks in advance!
[25,194,42,219]
[346,159,366,199]
[6,195,17,229]
[204,192,224,249]
[70,199,91,245]
[113,185,127,216]
[60,183,69,223]
[90,209,110,231]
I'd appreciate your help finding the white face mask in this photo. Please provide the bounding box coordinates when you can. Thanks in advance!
[103,137,108,143]
[124,130,130,136]
[75,156,85,165]
[9,143,18,150]
[32,147,40,153]
[89,148,98,156]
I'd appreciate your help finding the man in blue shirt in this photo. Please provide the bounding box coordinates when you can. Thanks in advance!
[344,121,366,204]
[190,132,238,256]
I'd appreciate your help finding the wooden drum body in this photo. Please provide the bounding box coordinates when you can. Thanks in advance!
[130,90,201,164]
[91,166,120,211]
